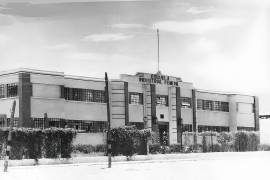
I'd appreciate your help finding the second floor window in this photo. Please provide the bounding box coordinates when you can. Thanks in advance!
[156,95,168,106]
[7,83,18,97]
[129,92,143,105]
[64,87,105,103]
[0,85,4,98]
[181,97,192,108]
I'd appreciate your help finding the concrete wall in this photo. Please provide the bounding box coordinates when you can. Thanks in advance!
[0,73,19,84]
[0,73,19,117]
[0,98,19,117]
[64,78,104,90]
[197,111,229,126]
[73,133,106,145]
[32,84,61,99]
[181,109,193,124]
[129,105,144,122]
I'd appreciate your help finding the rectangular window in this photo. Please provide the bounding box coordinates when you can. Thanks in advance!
[197,99,229,112]
[203,100,213,110]
[85,89,94,102]
[181,97,192,108]
[182,124,192,132]
[93,90,105,103]
[213,101,221,111]
[198,125,229,132]
[221,102,229,112]
[0,84,4,98]
[129,92,143,105]
[63,87,105,103]
[156,95,168,106]
[197,99,203,110]
[7,83,18,97]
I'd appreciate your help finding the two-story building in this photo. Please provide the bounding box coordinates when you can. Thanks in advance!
[0,68,259,145]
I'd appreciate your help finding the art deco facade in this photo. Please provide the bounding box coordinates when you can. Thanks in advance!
[0,68,259,145]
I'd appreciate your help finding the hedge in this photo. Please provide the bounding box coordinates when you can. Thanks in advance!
[72,144,106,154]
[149,131,260,154]
[0,127,76,160]
[110,126,151,157]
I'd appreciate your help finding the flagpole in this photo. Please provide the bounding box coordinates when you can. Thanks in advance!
[105,72,112,168]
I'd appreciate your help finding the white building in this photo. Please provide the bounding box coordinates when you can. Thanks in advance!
[0,68,259,145]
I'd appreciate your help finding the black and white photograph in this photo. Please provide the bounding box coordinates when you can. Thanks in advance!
[0,0,269,179]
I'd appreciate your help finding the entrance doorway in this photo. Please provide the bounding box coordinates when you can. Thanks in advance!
[159,123,169,145]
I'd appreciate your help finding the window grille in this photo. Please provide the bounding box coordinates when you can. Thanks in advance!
[156,95,168,106]
[129,92,143,105]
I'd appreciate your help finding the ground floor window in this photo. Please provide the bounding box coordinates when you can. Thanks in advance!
[33,118,107,133]
[182,124,193,132]
[237,126,254,131]
[198,125,229,132]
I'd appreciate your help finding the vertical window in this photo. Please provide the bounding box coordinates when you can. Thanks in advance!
[203,100,213,110]
[213,101,221,111]
[0,84,5,98]
[181,97,192,108]
[156,95,168,106]
[85,89,94,102]
[7,83,18,97]
[94,90,105,103]
[221,102,229,112]
[197,99,203,110]
[129,92,143,105]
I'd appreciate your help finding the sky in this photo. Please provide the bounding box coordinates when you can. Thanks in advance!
[0,0,269,114]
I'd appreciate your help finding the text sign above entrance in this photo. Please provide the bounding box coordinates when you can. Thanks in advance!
[136,73,182,86]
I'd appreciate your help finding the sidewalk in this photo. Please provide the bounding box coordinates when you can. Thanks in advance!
[1,151,269,167]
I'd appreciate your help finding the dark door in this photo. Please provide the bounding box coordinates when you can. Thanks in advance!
[159,124,169,145]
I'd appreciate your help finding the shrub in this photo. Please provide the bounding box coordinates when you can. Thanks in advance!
[72,144,106,154]
[73,144,95,154]
[217,132,234,152]
[95,144,106,152]
[0,127,76,160]
[169,144,182,153]
[110,126,151,157]
[258,144,270,151]
[149,144,162,154]
[247,132,259,151]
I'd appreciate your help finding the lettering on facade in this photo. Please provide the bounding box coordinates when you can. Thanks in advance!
[137,73,181,86]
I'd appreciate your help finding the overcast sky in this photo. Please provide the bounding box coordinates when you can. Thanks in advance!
[0,0,269,114]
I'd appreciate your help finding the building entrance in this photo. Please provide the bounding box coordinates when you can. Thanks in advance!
[159,123,169,145]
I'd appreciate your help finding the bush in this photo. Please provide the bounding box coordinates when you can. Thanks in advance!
[110,126,151,157]
[258,144,270,151]
[72,144,106,154]
[0,127,76,160]
[169,144,182,153]
[73,144,95,154]
[149,144,162,154]
[217,132,234,152]
[95,144,106,152]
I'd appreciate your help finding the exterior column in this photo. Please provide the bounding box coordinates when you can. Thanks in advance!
[229,95,237,132]
[192,89,197,146]
[18,72,33,127]
[124,82,129,125]
[254,96,259,131]
[176,87,182,144]
[150,84,157,132]
[168,86,177,145]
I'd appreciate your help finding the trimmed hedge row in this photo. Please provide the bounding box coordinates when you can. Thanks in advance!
[0,127,76,160]
[110,126,151,157]
[72,144,106,154]
[150,131,260,154]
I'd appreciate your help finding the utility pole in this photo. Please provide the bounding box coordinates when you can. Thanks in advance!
[105,72,112,168]
[157,29,160,73]
[4,100,16,172]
